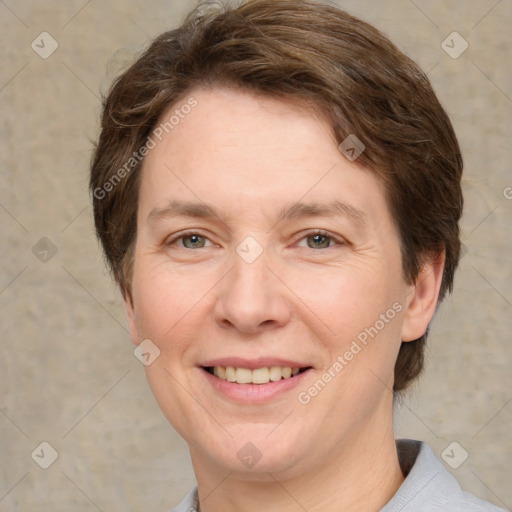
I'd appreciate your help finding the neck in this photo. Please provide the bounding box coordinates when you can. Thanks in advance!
[190,415,404,512]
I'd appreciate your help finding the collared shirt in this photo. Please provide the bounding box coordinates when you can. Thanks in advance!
[170,439,506,511]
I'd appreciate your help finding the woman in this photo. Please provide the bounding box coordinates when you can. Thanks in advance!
[90,1,505,510]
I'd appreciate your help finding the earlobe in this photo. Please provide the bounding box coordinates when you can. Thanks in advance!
[401,250,446,342]
[122,287,139,346]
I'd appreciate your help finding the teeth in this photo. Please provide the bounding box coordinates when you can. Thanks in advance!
[225,366,236,382]
[235,367,252,384]
[252,367,270,384]
[211,366,304,384]
[216,366,226,379]
[269,366,282,382]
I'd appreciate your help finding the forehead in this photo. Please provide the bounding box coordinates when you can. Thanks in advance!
[138,87,391,229]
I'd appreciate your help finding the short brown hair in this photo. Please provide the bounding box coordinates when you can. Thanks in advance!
[90,0,463,393]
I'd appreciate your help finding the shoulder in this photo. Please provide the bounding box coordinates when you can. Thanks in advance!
[381,439,506,512]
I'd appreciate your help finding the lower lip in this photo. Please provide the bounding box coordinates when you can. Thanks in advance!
[200,368,313,404]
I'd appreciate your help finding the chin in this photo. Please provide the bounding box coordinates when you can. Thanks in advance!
[194,429,312,478]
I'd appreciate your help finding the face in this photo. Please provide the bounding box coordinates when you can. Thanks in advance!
[125,87,439,479]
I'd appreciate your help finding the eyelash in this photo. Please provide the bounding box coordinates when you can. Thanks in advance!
[166,230,213,248]
[297,229,344,248]
[165,229,344,249]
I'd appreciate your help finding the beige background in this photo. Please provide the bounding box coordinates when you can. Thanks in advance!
[0,0,511,510]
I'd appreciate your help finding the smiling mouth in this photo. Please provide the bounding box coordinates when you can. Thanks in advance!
[203,366,311,385]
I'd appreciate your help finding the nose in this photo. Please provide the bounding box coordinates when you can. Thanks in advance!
[213,246,292,335]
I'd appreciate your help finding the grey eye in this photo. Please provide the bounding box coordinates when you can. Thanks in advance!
[182,234,207,248]
[306,234,333,249]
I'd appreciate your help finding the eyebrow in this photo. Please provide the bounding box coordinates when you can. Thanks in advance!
[275,200,366,226]
[147,199,366,227]
[148,200,221,222]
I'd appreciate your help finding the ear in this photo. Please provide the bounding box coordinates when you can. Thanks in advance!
[401,249,445,342]
[122,287,139,347]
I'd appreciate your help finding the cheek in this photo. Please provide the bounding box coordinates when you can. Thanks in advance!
[287,259,397,339]
[130,258,210,341]
[286,257,405,392]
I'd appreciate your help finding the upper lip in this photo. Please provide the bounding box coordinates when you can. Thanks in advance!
[200,357,312,369]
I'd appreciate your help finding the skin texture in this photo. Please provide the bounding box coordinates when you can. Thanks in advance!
[125,87,445,512]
